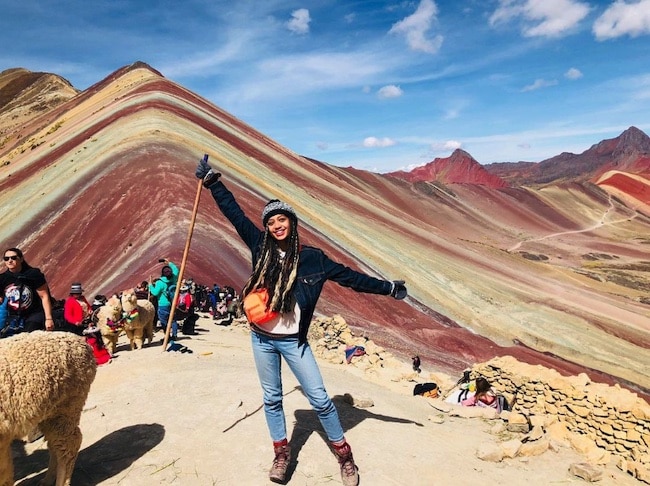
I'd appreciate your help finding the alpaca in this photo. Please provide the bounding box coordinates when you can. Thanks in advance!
[0,331,97,486]
[94,294,123,355]
[120,288,155,350]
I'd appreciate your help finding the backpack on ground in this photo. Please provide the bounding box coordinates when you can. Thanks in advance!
[413,382,439,398]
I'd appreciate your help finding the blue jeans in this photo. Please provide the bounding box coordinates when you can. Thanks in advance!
[157,305,178,337]
[251,332,344,443]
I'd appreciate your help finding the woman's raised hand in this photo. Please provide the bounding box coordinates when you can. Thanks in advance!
[195,154,221,188]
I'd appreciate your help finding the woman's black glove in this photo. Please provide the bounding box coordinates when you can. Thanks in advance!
[390,280,407,300]
[195,154,221,188]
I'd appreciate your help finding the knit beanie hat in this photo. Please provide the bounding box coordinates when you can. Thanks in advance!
[262,199,297,226]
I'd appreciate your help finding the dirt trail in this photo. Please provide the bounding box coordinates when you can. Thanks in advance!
[509,194,637,252]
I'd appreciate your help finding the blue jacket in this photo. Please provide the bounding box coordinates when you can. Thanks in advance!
[208,181,393,343]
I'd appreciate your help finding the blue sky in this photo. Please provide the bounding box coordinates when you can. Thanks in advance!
[1,0,650,172]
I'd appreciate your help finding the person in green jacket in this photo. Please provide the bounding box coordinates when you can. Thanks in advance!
[148,258,179,339]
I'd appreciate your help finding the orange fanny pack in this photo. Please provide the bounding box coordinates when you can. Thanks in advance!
[242,288,279,325]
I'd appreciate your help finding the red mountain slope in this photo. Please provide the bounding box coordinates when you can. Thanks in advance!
[387,149,508,188]
[1,63,649,399]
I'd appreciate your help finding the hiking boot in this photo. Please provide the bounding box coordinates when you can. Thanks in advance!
[269,439,291,484]
[331,441,359,486]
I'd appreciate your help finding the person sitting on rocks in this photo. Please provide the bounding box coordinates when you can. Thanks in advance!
[461,376,510,412]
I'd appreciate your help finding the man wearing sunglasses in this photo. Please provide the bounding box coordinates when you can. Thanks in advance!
[0,247,54,337]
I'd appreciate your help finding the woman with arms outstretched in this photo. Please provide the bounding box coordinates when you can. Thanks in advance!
[195,157,407,485]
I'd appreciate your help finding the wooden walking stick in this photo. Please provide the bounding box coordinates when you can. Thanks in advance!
[162,154,208,350]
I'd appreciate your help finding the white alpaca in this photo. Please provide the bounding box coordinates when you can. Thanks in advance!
[120,288,155,350]
[94,294,123,355]
[0,331,97,486]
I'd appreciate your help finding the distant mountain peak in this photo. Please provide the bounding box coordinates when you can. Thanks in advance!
[620,125,648,139]
[611,126,650,156]
[0,67,78,137]
[0,68,76,110]
[579,126,650,160]
[387,148,508,188]
[123,61,164,77]
[449,148,473,159]
[485,126,650,185]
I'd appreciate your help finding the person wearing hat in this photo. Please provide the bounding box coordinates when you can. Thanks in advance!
[176,282,192,318]
[176,282,198,334]
[64,282,92,330]
[196,157,407,486]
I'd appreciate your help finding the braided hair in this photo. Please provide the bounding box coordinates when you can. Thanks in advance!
[241,211,300,313]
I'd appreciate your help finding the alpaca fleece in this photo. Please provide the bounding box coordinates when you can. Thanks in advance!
[120,289,155,350]
[94,294,122,355]
[0,331,97,486]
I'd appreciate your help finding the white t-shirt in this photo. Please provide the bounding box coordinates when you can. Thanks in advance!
[254,248,300,335]
[255,301,301,335]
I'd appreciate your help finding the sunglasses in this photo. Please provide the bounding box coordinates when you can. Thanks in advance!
[3,255,19,261]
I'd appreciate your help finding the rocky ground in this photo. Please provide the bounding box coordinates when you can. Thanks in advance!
[11,315,642,485]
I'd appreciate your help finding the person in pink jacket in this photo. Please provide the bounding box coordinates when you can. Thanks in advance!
[461,376,513,412]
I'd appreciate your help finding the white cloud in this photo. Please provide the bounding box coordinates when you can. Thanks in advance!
[363,137,397,148]
[490,0,590,38]
[403,162,427,171]
[593,0,650,40]
[430,140,462,152]
[287,8,311,35]
[377,85,403,99]
[389,0,443,54]
[224,51,391,104]
[521,78,559,91]
[443,140,462,151]
[565,67,583,79]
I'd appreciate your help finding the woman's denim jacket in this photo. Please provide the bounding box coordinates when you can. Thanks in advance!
[209,181,392,343]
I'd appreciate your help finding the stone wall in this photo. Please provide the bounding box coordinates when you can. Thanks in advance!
[472,355,650,481]
[304,315,650,482]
